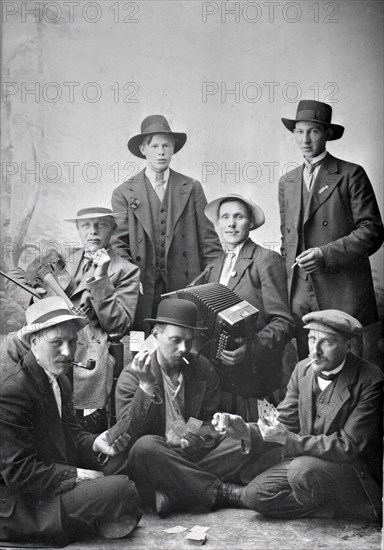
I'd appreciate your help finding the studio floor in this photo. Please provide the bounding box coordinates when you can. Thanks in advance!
[61,509,381,550]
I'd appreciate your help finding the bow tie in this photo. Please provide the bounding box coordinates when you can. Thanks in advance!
[317,371,337,381]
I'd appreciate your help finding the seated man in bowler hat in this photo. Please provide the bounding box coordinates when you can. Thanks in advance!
[0,297,141,546]
[202,193,295,420]
[115,298,264,516]
[211,309,383,522]
[5,207,140,431]
[111,115,222,330]
[279,100,383,359]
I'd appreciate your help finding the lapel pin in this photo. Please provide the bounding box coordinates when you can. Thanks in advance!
[130,198,140,209]
[318,185,329,194]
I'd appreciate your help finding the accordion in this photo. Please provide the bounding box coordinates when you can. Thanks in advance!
[163,282,259,366]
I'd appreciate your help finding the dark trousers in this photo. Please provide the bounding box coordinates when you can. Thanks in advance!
[128,434,262,510]
[242,456,377,520]
[60,454,140,540]
[291,273,319,360]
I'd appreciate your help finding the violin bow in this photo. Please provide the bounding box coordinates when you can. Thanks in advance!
[0,270,43,299]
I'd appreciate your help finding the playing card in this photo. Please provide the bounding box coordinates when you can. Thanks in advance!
[257,399,278,425]
[186,417,203,434]
[137,333,158,355]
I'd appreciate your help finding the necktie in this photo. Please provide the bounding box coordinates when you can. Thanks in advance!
[51,377,62,417]
[154,173,166,201]
[303,159,323,190]
[220,252,236,286]
[317,371,337,381]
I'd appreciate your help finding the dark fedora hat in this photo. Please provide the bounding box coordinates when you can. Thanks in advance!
[128,115,187,158]
[145,298,207,331]
[281,100,344,140]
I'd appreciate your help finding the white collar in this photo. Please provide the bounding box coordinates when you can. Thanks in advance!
[303,149,328,165]
[145,167,170,185]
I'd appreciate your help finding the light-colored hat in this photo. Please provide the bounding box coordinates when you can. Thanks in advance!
[128,115,187,158]
[204,194,265,231]
[303,309,362,337]
[64,207,123,222]
[17,296,88,344]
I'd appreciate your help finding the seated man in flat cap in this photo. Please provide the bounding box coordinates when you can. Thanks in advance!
[115,298,263,516]
[201,193,295,420]
[212,310,383,521]
[0,297,141,546]
[5,207,140,431]
[111,115,222,331]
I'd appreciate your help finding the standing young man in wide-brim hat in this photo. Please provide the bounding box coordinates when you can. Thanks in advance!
[111,115,222,331]
[278,99,384,359]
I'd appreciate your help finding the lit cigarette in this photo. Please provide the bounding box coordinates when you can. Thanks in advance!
[183,357,189,365]
[291,261,298,269]
[305,357,317,367]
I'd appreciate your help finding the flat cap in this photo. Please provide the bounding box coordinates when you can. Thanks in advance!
[303,309,362,337]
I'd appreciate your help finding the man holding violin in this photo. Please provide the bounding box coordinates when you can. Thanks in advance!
[4,207,140,431]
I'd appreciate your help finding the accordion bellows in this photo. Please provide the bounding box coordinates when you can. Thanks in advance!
[164,282,259,366]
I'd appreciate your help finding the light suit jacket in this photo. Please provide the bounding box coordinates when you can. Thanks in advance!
[278,153,384,325]
[111,169,222,329]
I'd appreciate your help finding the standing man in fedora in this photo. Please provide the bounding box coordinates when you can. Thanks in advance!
[111,115,222,330]
[115,298,263,516]
[279,100,383,358]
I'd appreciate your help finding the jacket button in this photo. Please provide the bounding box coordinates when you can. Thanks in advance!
[138,238,142,243]
[160,209,165,214]
[161,231,165,236]
[183,251,187,257]
[185,271,189,277]
[136,256,141,261]
[161,219,165,224]
[287,228,290,233]
[322,221,328,226]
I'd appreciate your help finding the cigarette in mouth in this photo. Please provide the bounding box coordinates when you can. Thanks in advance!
[305,357,317,367]
[183,357,189,365]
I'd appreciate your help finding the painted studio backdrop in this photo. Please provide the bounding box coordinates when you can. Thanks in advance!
[1,0,383,358]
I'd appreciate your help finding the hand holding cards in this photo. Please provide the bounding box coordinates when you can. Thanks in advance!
[257,399,279,426]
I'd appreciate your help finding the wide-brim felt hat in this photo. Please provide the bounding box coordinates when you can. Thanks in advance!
[128,115,187,158]
[64,207,124,222]
[302,309,362,337]
[204,194,265,231]
[17,296,88,344]
[282,100,344,140]
[145,298,207,331]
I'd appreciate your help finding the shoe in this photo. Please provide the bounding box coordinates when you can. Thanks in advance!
[215,483,246,509]
[96,514,138,539]
[155,490,175,517]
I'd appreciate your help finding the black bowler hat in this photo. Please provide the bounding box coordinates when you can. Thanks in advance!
[145,298,207,331]
[282,100,344,140]
[128,115,187,158]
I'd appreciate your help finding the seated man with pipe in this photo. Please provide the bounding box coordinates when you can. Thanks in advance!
[4,207,140,431]
[211,310,383,522]
[115,298,263,516]
[0,297,141,546]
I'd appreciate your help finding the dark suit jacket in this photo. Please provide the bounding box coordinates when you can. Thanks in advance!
[111,169,222,329]
[0,351,98,543]
[204,238,295,397]
[115,352,221,452]
[276,352,384,518]
[278,153,384,325]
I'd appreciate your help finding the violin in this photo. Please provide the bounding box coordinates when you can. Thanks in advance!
[23,249,86,318]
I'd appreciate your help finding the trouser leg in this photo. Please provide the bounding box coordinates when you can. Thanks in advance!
[128,435,222,509]
[291,274,319,360]
[60,475,139,540]
[243,456,376,520]
[287,456,376,520]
